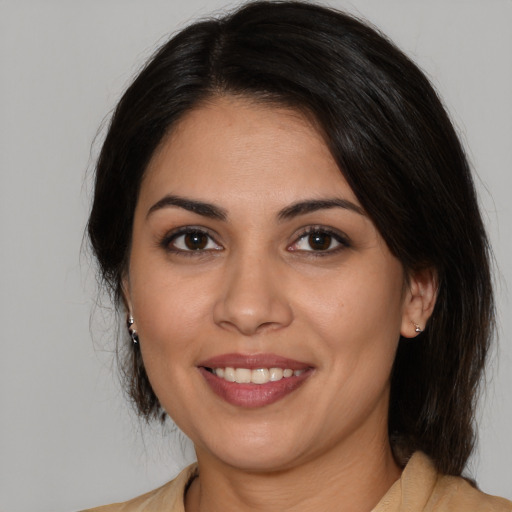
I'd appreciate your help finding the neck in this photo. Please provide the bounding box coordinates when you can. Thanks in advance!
[185,429,401,512]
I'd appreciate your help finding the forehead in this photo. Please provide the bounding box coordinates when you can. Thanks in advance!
[140,96,358,208]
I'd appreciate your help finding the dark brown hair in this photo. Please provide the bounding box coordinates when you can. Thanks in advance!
[88,1,494,476]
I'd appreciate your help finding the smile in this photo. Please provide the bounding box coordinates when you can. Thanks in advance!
[198,353,313,408]
[206,367,305,384]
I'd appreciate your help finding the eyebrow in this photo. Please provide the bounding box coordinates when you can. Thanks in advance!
[277,198,365,220]
[147,195,365,222]
[147,194,228,221]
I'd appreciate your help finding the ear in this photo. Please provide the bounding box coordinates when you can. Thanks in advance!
[121,273,133,318]
[400,267,438,338]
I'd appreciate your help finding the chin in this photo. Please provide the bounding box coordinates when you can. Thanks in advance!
[197,424,308,473]
[218,447,301,473]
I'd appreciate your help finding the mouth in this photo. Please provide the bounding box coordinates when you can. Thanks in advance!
[203,366,305,384]
[198,353,313,408]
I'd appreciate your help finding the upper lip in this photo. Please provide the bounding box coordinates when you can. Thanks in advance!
[198,353,312,370]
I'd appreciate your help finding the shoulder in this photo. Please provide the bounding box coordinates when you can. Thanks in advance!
[374,452,511,512]
[432,472,512,512]
[79,464,198,512]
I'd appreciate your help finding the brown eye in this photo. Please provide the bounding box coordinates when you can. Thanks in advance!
[308,233,332,251]
[184,232,208,250]
[168,229,222,252]
[288,228,349,254]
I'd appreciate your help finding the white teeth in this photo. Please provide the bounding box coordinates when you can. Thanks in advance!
[211,367,306,384]
[235,368,252,383]
[269,367,283,381]
[223,367,236,382]
[251,368,270,384]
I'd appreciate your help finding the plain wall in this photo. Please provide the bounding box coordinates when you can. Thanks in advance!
[0,1,511,510]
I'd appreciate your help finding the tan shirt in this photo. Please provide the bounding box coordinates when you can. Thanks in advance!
[82,452,511,511]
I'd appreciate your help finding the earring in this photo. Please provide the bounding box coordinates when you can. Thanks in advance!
[127,314,139,345]
[413,322,422,333]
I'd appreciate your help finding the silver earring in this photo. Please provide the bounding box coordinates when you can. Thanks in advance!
[413,322,422,333]
[127,315,139,344]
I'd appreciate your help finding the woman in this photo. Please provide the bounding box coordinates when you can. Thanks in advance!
[85,1,511,510]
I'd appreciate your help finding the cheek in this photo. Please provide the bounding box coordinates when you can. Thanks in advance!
[294,258,404,406]
[129,245,216,332]
[126,257,215,390]
[133,279,209,355]
[130,275,208,423]
[295,260,405,344]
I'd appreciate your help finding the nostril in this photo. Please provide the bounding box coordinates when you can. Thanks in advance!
[212,271,294,335]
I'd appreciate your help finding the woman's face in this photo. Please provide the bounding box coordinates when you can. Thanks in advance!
[125,97,424,472]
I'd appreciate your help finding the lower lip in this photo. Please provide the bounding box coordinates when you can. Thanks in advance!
[199,367,312,408]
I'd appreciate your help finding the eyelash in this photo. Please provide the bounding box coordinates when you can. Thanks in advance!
[160,227,223,256]
[159,225,351,256]
[289,226,351,257]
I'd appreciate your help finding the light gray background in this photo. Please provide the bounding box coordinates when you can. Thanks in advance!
[1,1,511,510]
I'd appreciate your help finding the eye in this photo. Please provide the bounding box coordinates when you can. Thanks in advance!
[163,228,222,253]
[289,227,349,253]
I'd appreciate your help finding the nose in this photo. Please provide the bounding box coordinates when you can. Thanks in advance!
[213,253,293,336]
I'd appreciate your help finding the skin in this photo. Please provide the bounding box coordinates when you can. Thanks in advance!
[124,96,436,512]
